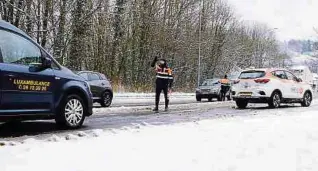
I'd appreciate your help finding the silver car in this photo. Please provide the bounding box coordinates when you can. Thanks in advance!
[195,78,232,102]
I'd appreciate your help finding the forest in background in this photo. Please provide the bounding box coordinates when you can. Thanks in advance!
[0,0,289,92]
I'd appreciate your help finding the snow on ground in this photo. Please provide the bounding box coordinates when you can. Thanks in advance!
[114,92,194,98]
[97,92,198,113]
[2,104,318,171]
[93,101,234,115]
[108,92,195,107]
[111,93,195,106]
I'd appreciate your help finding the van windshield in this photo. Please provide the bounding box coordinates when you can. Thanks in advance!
[239,71,265,79]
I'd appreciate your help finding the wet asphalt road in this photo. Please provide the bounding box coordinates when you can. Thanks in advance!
[0,97,315,141]
[0,98,233,141]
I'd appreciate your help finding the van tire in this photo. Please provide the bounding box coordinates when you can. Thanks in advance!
[55,94,86,129]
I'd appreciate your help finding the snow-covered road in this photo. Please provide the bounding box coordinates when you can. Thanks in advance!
[110,92,196,107]
[1,100,318,171]
[0,92,229,140]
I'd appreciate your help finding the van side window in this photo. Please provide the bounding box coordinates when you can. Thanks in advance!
[0,30,41,66]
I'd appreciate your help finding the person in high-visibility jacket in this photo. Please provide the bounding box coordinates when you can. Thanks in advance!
[151,56,174,112]
[219,75,230,101]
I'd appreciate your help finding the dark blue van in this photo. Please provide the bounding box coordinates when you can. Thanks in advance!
[0,20,93,128]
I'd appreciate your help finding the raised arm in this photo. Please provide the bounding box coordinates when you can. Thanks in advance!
[151,56,158,67]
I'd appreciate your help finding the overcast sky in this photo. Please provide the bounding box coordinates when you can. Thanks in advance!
[227,0,318,41]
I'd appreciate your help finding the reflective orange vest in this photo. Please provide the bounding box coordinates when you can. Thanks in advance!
[219,78,230,85]
[155,65,173,80]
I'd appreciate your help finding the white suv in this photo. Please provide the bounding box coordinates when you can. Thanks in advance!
[232,68,313,109]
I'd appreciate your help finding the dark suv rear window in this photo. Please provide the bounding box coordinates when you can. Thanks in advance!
[239,70,266,79]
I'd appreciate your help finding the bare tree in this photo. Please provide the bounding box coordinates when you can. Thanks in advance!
[2,0,288,92]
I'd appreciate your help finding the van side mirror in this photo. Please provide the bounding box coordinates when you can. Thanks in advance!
[29,63,42,72]
[42,57,52,69]
[29,57,52,72]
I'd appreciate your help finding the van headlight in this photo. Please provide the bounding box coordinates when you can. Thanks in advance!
[84,81,91,93]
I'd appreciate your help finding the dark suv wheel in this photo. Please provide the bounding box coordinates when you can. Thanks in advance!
[100,91,113,107]
[55,94,86,129]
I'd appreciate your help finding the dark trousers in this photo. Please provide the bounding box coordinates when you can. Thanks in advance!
[155,78,169,108]
[220,85,230,101]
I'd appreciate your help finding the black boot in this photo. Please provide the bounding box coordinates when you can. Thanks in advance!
[153,107,159,112]
[165,99,169,111]
[153,102,159,112]
[164,106,168,111]
[153,99,159,112]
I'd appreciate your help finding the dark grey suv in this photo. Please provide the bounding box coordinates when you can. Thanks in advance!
[77,71,113,107]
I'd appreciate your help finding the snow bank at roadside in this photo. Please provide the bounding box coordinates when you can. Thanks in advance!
[2,108,318,171]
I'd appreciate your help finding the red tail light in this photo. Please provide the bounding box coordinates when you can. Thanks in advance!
[254,78,270,84]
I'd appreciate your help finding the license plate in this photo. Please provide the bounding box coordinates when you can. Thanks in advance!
[239,92,252,96]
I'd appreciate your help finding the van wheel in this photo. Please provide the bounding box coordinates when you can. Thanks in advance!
[100,91,112,107]
[55,94,86,129]
[268,91,281,108]
[236,100,248,109]
[301,91,312,107]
